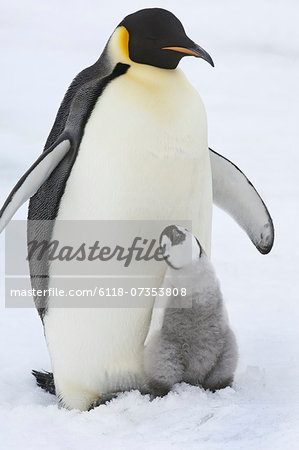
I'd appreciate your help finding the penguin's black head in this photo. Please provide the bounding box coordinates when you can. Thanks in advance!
[159,225,202,270]
[119,8,214,70]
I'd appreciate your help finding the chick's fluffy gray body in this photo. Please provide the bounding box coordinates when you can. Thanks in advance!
[144,249,238,396]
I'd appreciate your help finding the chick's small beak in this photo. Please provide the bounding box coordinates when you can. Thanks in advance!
[161,244,167,254]
[162,43,214,67]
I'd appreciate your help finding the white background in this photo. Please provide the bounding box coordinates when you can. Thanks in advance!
[0,1,298,448]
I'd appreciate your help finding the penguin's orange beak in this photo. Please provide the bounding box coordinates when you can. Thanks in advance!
[162,43,214,67]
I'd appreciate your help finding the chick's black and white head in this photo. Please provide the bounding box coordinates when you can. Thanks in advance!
[113,8,214,70]
[160,225,202,270]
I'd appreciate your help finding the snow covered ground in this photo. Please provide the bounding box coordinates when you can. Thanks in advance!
[0,0,299,448]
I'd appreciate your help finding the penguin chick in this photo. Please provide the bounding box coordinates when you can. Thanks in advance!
[144,225,238,397]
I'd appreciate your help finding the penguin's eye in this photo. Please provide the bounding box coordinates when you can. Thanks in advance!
[172,229,185,245]
[146,37,158,47]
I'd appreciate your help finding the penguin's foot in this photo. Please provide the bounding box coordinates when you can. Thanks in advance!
[201,377,233,392]
[32,370,56,395]
[88,392,121,410]
[147,380,171,399]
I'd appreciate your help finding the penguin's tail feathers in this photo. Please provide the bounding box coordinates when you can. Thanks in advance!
[32,370,56,396]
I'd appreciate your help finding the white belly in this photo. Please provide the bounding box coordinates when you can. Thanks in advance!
[45,66,212,410]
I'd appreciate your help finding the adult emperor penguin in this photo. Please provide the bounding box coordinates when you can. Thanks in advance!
[0,8,274,410]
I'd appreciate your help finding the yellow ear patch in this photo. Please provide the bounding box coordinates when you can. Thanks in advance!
[118,26,130,60]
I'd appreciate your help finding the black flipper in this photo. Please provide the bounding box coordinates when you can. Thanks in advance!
[0,139,71,233]
[209,148,274,254]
